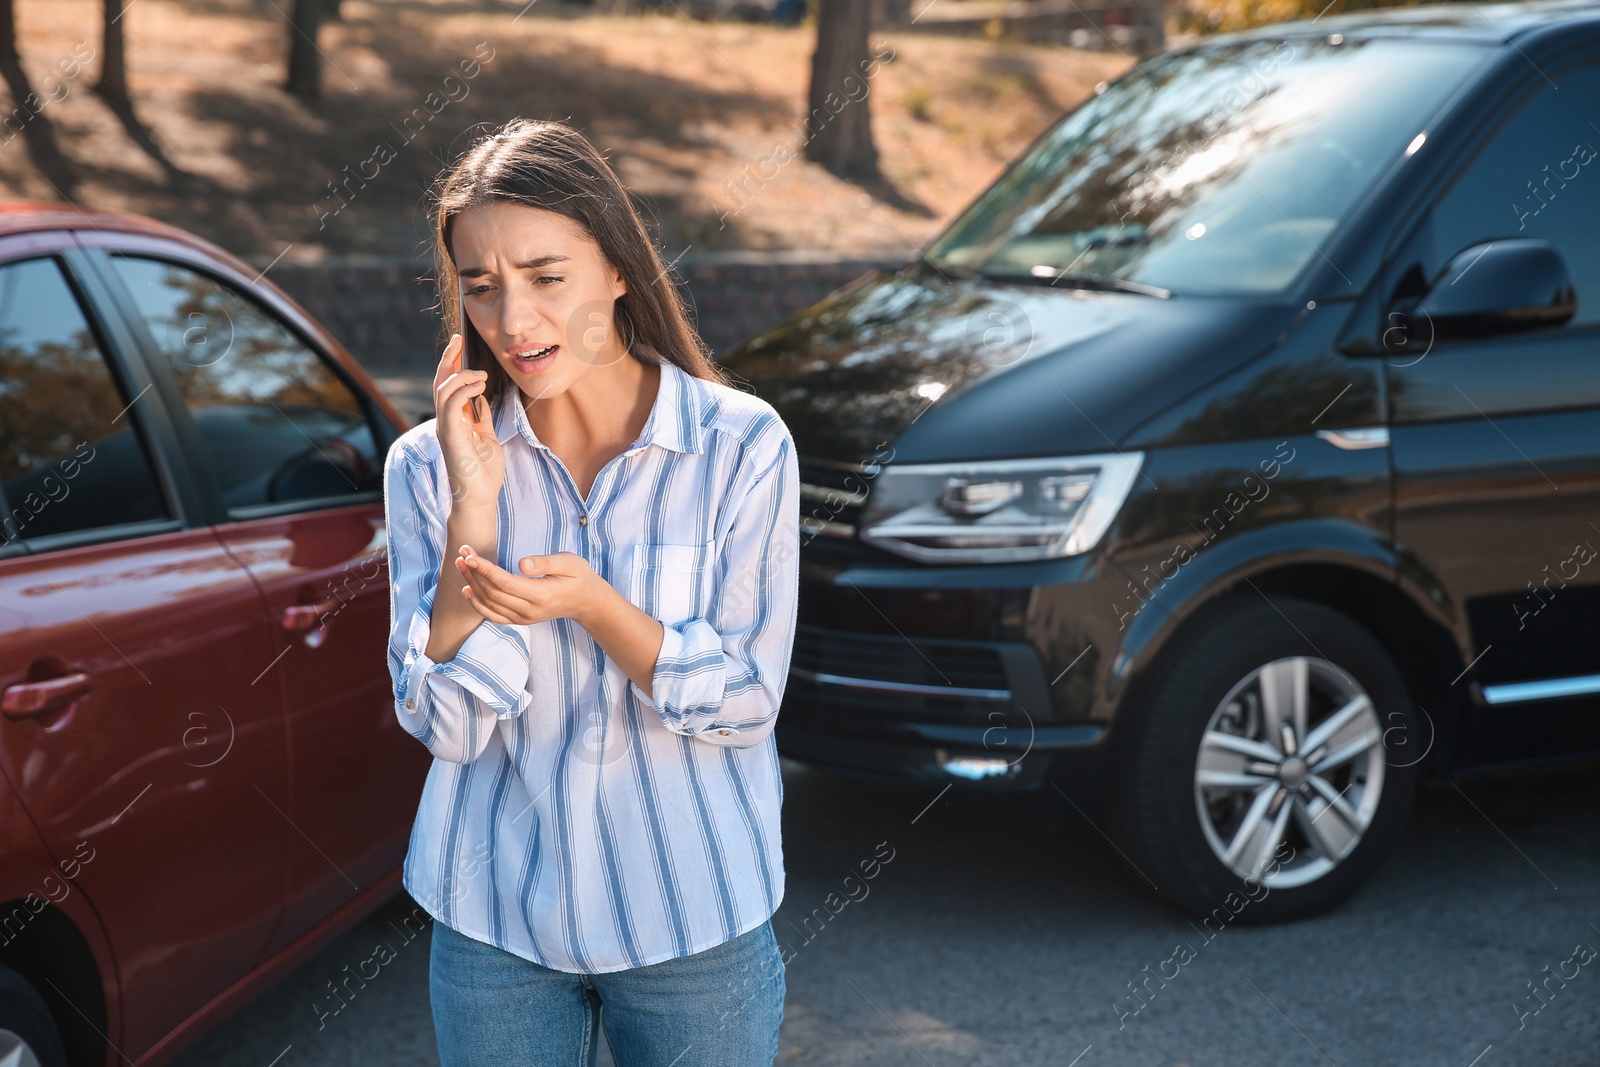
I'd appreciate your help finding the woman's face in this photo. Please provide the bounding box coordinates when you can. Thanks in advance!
[451,201,629,401]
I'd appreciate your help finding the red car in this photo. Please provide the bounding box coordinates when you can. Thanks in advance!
[0,201,426,1067]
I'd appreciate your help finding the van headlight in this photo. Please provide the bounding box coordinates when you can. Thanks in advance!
[857,452,1143,563]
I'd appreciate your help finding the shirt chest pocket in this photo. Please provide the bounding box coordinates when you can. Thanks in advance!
[627,539,716,627]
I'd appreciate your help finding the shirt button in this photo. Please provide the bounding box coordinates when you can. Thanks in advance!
[579,514,588,526]
[406,698,415,709]
[717,728,731,736]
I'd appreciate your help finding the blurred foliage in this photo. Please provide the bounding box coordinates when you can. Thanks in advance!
[0,329,119,484]
[1172,0,1467,35]
[118,260,363,417]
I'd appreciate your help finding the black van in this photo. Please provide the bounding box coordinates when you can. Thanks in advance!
[721,0,1600,920]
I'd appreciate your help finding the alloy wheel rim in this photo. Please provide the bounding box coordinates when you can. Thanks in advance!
[0,1028,43,1067]
[1193,655,1386,889]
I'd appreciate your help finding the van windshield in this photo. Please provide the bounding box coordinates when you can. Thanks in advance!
[923,36,1490,297]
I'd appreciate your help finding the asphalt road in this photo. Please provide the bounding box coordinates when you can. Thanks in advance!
[172,756,1600,1067]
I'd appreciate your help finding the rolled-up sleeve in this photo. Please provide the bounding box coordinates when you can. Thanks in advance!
[630,425,800,748]
[384,436,535,765]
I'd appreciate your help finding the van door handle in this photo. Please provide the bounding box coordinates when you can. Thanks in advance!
[1315,426,1389,450]
[3,672,93,719]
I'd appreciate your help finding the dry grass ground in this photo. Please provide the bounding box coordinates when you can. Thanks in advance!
[0,0,1128,262]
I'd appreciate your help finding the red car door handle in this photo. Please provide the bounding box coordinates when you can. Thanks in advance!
[281,599,342,633]
[3,672,93,719]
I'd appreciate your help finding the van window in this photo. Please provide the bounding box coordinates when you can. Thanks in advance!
[1426,63,1600,324]
[110,256,382,513]
[0,257,168,544]
[922,37,1491,296]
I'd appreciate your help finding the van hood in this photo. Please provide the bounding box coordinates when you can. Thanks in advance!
[719,266,1298,464]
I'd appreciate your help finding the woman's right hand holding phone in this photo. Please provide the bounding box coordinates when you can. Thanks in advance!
[434,333,505,512]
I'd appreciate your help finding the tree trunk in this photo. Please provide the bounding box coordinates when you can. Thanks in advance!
[96,0,128,103]
[0,0,16,65]
[284,0,325,105]
[804,0,879,179]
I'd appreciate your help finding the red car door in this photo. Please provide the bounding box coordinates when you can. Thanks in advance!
[0,247,288,1058]
[98,248,428,952]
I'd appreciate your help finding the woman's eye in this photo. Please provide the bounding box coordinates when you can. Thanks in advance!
[464,284,492,297]
[536,275,565,286]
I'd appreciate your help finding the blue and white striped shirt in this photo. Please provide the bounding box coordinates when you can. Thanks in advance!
[383,356,799,974]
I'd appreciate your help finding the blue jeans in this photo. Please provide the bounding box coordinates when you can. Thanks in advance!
[429,918,785,1067]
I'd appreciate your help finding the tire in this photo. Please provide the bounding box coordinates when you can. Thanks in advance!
[0,965,68,1067]
[1111,594,1421,923]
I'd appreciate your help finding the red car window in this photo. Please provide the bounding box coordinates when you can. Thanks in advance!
[108,255,382,514]
[0,256,169,543]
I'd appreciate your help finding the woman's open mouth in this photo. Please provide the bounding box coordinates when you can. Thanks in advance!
[508,343,559,373]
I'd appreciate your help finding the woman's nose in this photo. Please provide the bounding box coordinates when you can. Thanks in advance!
[500,290,546,336]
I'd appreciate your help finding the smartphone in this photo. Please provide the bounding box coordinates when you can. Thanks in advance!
[457,272,484,423]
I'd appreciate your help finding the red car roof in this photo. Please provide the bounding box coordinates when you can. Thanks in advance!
[0,198,416,430]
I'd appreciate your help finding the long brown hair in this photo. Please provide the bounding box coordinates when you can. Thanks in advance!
[430,118,727,410]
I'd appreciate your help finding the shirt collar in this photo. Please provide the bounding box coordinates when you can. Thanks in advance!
[493,355,704,455]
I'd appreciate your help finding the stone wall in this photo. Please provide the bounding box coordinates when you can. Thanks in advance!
[262,250,906,378]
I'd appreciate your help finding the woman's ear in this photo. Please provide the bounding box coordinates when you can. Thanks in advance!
[606,259,627,300]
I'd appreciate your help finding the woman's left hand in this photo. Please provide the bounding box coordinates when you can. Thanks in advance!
[455,545,607,627]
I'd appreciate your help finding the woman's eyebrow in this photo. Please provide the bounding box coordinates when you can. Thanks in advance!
[459,254,571,279]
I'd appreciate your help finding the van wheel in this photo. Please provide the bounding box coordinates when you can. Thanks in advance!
[0,966,67,1067]
[1113,595,1421,923]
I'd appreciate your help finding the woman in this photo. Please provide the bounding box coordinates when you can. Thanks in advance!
[382,118,799,1067]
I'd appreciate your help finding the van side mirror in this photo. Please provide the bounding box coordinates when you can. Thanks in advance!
[1392,238,1576,348]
